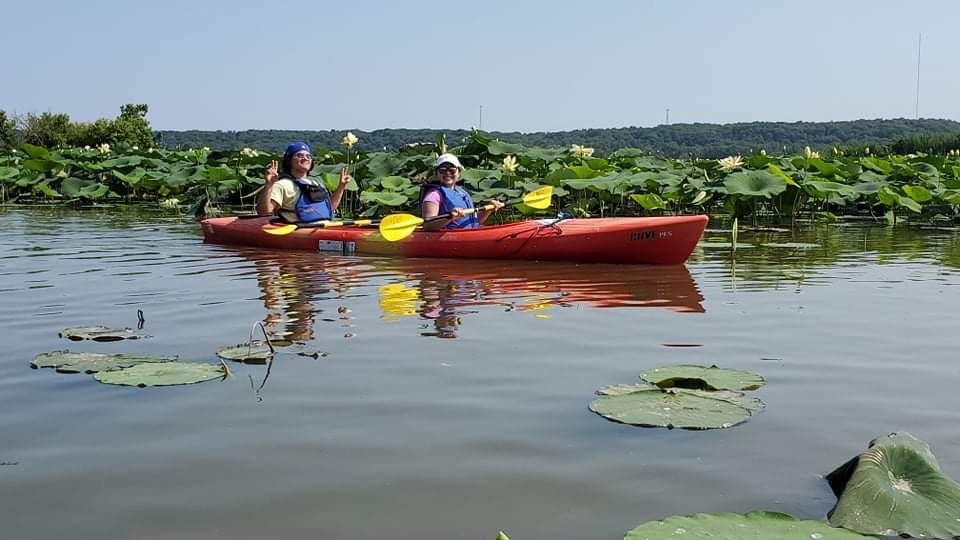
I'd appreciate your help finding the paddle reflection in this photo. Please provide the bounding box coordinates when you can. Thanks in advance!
[376,258,705,338]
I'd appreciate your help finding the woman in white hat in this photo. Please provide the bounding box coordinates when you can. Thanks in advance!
[419,153,504,231]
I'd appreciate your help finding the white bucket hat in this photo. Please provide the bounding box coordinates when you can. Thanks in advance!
[435,153,463,170]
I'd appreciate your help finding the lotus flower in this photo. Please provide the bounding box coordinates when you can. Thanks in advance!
[501,155,518,173]
[159,198,180,208]
[570,144,594,158]
[803,146,820,159]
[98,143,111,154]
[717,155,744,172]
[240,147,258,158]
[760,149,767,156]
[342,132,359,149]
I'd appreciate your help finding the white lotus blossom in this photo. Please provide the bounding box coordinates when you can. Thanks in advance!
[501,155,519,174]
[864,147,870,156]
[803,146,820,159]
[11,149,17,153]
[98,143,111,154]
[717,155,744,172]
[760,149,766,156]
[342,132,359,149]
[202,146,210,153]
[240,147,259,158]
[132,145,139,151]
[84,145,91,150]
[159,198,180,208]
[570,144,594,158]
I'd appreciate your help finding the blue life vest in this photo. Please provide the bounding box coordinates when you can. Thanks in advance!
[420,184,479,229]
[282,174,333,223]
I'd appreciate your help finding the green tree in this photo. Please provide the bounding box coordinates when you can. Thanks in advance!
[110,103,154,147]
[0,110,16,148]
[21,112,72,148]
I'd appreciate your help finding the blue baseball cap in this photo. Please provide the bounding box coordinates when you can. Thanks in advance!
[282,141,312,173]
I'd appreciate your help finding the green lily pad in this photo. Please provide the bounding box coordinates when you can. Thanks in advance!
[31,350,177,374]
[826,432,960,538]
[625,511,871,539]
[94,362,226,387]
[216,341,273,364]
[596,382,657,396]
[677,388,765,413]
[641,364,765,391]
[589,387,754,430]
[60,326,140,341]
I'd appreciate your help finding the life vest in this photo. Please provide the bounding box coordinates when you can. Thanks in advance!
[419,184,479,229]
[281,173,333,223]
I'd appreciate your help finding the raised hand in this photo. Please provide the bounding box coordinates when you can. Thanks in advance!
[265,160,279,183]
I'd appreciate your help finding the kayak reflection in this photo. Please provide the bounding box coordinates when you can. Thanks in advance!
[376,258,705,338]
[220,248,703,342]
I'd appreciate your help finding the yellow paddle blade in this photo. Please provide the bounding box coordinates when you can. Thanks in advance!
[521,186,553,209]
[379,213,424,242]
[262,223,298,236]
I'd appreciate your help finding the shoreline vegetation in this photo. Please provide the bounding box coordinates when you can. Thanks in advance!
[1,104,960,224]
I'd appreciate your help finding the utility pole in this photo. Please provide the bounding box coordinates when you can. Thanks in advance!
[665,108,670,125]
[915,34,922,119]
[479,105,483,131]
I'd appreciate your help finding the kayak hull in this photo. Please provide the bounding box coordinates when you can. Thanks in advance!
[200,215,708,264]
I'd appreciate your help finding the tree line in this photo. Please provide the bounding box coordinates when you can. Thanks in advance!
[157,118,960,158]
[2,103,959,158]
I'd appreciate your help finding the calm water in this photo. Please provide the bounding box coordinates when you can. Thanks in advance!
[2,207,960,539]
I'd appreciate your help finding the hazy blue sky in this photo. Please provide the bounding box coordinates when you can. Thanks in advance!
[4,0,958,132]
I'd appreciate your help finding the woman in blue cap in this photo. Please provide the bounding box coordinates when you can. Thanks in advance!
[420,153,503,231]
[256,141,351,223]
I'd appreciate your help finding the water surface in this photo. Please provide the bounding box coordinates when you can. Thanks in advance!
[2,207,959,539]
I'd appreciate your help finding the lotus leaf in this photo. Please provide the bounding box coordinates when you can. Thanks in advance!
[60,325,139,341]
[826,432,960,538]
[630,193,666,210]
[595,382,657,396]
[94,362,226,387]
[625,511,870,539]
[589,387,753,429]
[487,140,525,156]
[217,341,274,364]
[31,350,177,374]
[723,170,787,198]
[641,364,765,391]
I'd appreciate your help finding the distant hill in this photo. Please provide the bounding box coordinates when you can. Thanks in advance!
[157,118,960,158]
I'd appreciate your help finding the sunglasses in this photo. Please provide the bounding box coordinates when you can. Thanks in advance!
[293,152,313,160]
[437,165,458,173]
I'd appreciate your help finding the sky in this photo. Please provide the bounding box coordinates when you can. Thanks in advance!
[3,0,959,132]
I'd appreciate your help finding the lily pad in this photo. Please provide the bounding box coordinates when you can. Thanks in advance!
[625,511,870,539]
[216,341,273,364]
[596,382,657,396]
[31,350,177,374]
[641,364,765,391]
[826,432,960,538]
[59,326,140,341]
[589,387,753,430]
[94,362,226,387]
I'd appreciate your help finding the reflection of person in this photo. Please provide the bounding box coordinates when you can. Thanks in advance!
[257,141,351,223]
[420,153,504,231]
[419,277,464,339]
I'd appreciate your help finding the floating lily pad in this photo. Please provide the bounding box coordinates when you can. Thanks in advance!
[596,382,657,396]
[94,362,226,387]
[641,364,765,391]
[59,326,140,341]
[31,350,177,374]
[826,432,960,538]
[589,387,754,430]
[677,388,765,413]
[625,511,870,539]
[216,341,273,364]
[760,242,821,249]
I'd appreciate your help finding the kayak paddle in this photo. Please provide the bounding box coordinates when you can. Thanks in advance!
[262,218,376,236]
[379,185,553,242]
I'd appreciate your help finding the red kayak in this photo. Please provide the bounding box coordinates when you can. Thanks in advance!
[200,215,708,264]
